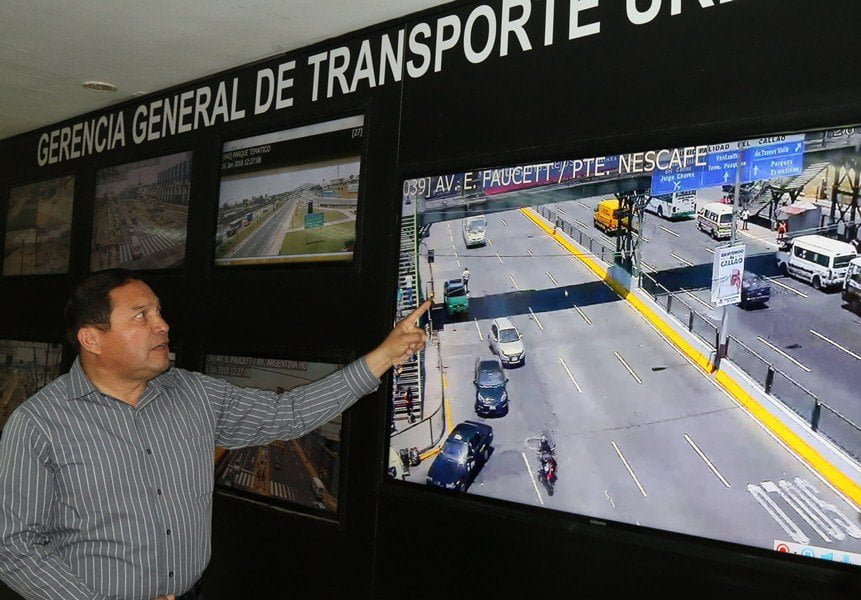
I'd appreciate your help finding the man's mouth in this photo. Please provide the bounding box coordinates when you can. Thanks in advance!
[152,341,169,351]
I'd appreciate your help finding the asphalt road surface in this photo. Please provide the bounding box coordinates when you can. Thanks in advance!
[409,205,861,556]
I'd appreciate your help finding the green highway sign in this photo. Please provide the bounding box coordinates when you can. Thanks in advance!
[304,212,324,229]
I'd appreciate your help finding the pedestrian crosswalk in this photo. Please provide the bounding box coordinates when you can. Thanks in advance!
[269,481,296,501]
[230,471,297,501]
[117,233,179,263]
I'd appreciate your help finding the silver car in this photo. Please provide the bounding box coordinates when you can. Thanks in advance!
[488,317,525,366]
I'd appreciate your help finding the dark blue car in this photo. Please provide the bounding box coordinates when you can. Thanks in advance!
[474,357,509,417]
[426,421,494,492]
[740,271,771,308]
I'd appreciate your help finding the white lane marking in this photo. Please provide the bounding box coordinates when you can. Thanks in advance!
[546,271,559,286]
[604,490,616,509]
[501,218,508,226]
[522,452,545,506]
[683,434,730,488]
[496,252,504,264]
[557,207,566,214]
[670,252,695,267]
[449,235,454,243]
[679,287,713,310]
[748,483,809,544]
[453,249,458,257]
[559,357,582,393]
[457,258,462,268]
[488,237,494,246]
[578,201,591,210]
[763,480,831,543]
[572,304,592,325]
[474,318,484,341]
[756,337,812,372]
[764,276,807,298]
[611,441,647,498]
[573,218,588,229]
[528,307,544,330]
[739,230,778,248]
[526,248,534,258]
[809,329,861,361]
[613,351,643,384]
[509,275,520,290]
[640,261,655,272]
[704,247,714,255]
[660,225,680,237]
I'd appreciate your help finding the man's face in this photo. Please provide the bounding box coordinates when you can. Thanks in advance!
[93,280,171,381]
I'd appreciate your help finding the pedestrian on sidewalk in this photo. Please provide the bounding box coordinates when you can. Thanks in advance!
[776,220,788,245]
[403,387,415,423]
[740,207,750,230]
[462,267,470,293]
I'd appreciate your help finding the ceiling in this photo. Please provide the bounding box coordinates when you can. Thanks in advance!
[0,0,452,142]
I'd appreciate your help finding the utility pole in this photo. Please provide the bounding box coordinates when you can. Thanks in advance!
[716,157,742,366]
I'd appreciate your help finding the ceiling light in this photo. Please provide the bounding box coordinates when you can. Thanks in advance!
[82,81,118,92]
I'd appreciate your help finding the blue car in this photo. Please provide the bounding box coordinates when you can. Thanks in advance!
[740,271,771,308]
[474,357,509,417]
[426,421,494,492]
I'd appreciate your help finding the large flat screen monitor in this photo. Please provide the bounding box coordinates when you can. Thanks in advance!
[387,123,861,568]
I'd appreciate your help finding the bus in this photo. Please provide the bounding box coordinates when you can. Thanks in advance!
[130,235,143,260]
[645,190,696,220]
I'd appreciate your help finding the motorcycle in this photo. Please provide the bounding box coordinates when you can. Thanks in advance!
[537,435,557,496]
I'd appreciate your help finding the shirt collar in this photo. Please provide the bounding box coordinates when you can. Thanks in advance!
[66,357,178,401]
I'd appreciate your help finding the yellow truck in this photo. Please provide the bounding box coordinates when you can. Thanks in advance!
[593,198,630,235]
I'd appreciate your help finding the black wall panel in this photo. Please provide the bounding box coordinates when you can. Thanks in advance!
[1,1,860,598]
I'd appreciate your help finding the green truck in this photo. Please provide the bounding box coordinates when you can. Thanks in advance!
[443,278,469,316]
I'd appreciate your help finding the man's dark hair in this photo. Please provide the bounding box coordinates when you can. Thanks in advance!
[65,269,140,352]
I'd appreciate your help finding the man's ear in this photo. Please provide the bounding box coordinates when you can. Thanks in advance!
[77,326,102,356]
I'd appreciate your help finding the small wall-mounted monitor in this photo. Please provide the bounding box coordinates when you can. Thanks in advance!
[91,151,192,271]
[205,354,346,517]
[214,115,363,267]
[3,175,74,276]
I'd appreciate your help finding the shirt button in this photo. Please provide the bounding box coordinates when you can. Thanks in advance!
[166,529,171,535]
[169,571,174,578]
[157,489,162,495]
[146,448,152,455]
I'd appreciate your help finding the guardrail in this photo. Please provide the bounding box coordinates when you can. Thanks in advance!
[727,334,861,461]
[538,204,861,466]
[639,270,719,351]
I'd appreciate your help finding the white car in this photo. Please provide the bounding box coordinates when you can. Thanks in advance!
[488,317,525,366]
[462,215,487,247]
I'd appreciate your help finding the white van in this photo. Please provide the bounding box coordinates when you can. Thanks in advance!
[776,235,857,290]
[696,202,734,239]
[462,215,487,247]
[310,476,326,500]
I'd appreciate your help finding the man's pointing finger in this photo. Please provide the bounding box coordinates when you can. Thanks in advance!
[402,299,432,325]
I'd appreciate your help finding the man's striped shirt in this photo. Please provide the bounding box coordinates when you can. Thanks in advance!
[0,357,379,600]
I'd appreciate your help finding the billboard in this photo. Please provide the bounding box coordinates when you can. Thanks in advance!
[206,355,345,516]
[91,151,192,271]
[3,175,74,276]
[0,340,63,431]
[388,123,861,567]
[214,115,363,266]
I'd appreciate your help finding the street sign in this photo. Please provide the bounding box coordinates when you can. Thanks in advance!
[711,243,746,306]
[651,135,805,195]
[649,163,700,195]
[740,136,804,183]
[304,212,324,229]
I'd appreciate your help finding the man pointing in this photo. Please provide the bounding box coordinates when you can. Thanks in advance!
[0,269,429,600]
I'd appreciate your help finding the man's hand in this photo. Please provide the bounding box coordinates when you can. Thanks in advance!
[364,300,432,378]
[153,595,175,600]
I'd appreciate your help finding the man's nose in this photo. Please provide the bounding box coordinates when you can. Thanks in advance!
[154,313,170,334]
